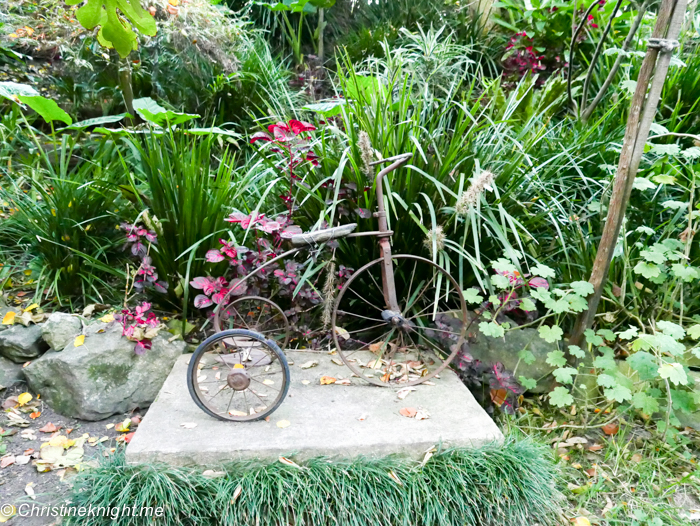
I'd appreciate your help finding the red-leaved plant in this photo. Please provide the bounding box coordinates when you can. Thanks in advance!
[250,119,319,216]
[114,302,163,355]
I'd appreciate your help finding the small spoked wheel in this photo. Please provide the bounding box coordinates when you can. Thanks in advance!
[332,255,467,387]
[214,295,291,351]
[187,329,290,422]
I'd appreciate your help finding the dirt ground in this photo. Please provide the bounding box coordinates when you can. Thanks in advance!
[0,382,146,526]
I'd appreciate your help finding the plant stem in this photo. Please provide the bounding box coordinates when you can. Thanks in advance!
[119,58,136,125]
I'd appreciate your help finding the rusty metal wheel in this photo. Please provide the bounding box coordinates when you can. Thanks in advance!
[187,329,290,422]
[214,296,290,351]
[332,255,467,387]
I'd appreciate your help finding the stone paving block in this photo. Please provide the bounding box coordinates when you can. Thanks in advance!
[126,351,503,466]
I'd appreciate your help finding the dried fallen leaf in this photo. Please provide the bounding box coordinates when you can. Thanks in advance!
[15,455,30,465]
[631,453,643,463]
[331,358,343,366]
[105,423,115,429]
[388,470,403,485]
[231,485,242,503]
[39,422,59,433]
[29,411,40,419]
[276,420,290,429]
[572,517,591,526]
[0,504,16,522]
[587,443,604,452]
[396,387,416,400]
[334,326,350,340]
[399,407,417,418]
[2,396,18,409]
[490,388,508,407]
[584,466,597,477]
[414,409,430,420]
[17,392,32,406]
[357,414,368,421]
[602,422,619,436]
[262,379,275,386]
[2,311,15,325]
[0,455,15,468]
[320,376,336,385]
[300,360,318,369]
[335,378,351,385]
[180,423,197,429]
[74,334,85,347]
[115,419,131,433]
[99,314,115,323]
[278,456,303,469]
[25,482,35,500]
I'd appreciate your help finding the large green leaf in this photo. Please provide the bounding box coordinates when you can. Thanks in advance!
[65,0,157,58]
[16,95,72,125]
[0,81,39,99]
[63,113,129,130]
[132,97,199,127]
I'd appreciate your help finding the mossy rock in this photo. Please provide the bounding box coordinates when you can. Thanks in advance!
[24,323,185,421]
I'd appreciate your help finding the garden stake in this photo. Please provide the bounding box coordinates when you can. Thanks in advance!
[570,0,689,347]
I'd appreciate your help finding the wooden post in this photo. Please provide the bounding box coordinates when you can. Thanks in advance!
[569,0,688,346]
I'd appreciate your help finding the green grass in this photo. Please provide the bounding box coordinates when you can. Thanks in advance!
[506,401,700,525]
[66,438,560,526]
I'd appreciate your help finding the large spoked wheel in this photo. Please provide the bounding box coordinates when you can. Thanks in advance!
[332,255,467,387]
[214,296,291,351]
[187,329,290,422]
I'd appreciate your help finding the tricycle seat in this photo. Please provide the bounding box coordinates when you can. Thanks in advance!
[291,223,357,246]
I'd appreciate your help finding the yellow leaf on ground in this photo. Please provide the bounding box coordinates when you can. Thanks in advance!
[169,0,180,5]
[0,504,16,522]
[99,314,114,323]
[2,311,15,325]
[74,335,85,347]
[320,376,336,385]
[24,303,39,312]
[17,392,32,406]
[276,420,290,429]
[572,518,591,526]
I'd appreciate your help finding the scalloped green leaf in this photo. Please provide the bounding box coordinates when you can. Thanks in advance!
[66,0,157,58]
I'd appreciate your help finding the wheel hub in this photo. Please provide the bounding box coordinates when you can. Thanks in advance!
[381,310,413,330]
[227,370,251,391]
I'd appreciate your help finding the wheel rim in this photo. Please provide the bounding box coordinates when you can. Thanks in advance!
[332,255,466,387]
[190,332,288,421]
[214,296,290,350]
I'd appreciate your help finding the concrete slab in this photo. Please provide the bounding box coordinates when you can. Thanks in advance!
[126,351,503,466]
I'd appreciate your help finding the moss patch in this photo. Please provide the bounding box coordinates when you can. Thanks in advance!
[66,437,561,526]
[86,363,131,390]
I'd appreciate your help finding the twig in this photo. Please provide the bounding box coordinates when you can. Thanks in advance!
[580,0,625,118]
[519,413,620,431]
[567,0,603,110]
[581,0,652,121]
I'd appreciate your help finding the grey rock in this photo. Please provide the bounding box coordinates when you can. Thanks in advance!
[24,323,186,421]
[0,324,48,363]
[0,356,24,388]
[463,316,558,393]
[41,312,82,351]
[676,371,700,431]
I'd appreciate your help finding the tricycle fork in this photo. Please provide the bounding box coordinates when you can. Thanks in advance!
[369,153,413,313]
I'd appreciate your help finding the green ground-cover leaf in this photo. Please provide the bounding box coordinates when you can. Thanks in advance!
[66,440,561,526]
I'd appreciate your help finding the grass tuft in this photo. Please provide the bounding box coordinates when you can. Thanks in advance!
[67,438,561,526]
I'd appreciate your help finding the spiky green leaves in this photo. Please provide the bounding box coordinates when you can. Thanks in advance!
[66,0,157,58]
